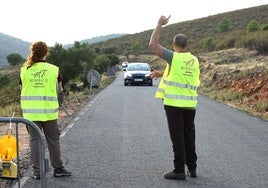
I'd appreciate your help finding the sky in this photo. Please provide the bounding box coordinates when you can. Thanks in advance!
[1,0,267,46]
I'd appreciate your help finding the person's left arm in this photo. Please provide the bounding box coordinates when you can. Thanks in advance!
[150,70,164,80]
[57,72,63,93]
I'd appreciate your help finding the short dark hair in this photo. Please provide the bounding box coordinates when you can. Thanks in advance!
[173,34,187,48]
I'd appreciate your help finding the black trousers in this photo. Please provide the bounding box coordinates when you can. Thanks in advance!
[26,120,63,171]
[164,105,197,173]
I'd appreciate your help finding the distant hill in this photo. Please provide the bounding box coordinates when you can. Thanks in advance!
[82,34,126,44]
[64,33,126,48]
[0,33,126,67]
[0,33,30,67]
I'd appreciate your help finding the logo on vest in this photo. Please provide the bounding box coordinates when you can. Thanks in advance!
[30,69,48,88]
[181,59,196,76]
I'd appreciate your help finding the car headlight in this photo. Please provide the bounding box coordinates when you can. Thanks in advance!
[125,73,132,78]
[145,73,151,77]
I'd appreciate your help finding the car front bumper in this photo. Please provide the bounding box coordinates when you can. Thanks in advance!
[124,78,152,85]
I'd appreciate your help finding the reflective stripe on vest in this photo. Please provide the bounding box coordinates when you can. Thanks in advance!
[156,87,165,94]
[155,64,170,99]
[155,79,165,99]
[21,96,58,101]
[164,94,198,101]
[22,108,59,113]
[163,80,198,91]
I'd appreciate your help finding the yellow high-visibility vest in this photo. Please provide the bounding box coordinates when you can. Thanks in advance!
[162,52,200,108]
[155,64,170,99]
[20,62,59,121]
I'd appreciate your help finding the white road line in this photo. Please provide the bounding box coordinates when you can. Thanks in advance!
[60,94,99,138]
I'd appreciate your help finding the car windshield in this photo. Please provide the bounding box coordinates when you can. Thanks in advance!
[127,64,150,71]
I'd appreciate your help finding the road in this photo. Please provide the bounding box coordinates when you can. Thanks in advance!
[22,72,268,188]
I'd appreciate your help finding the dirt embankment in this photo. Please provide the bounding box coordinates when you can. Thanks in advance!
[198,48,268,120]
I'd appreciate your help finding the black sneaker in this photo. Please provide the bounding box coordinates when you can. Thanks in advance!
[164,171,186,180]
[53,167,72,177]
[186,169,197,178]
[33,171,40,179]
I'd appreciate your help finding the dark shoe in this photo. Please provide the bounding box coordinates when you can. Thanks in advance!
[186,169,197,178]
[164,171,186,180]
[33,171,40,179]
[53,167,72,177]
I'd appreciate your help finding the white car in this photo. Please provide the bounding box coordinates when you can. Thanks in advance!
[124,62,153,86]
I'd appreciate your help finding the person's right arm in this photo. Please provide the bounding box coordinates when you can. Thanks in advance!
[149,15,171,57]
[149,15,172,80]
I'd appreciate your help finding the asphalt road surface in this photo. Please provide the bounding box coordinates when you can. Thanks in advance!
[22,72,268,188]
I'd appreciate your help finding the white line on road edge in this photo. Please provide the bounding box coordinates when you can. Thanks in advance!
[60,94,99,138]
[61,123,74,137]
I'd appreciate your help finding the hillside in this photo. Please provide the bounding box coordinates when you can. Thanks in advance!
[1,4,267,67]
[63,34,126,48]
[0,33,127,67]
[0,33,30,67]
[89,4,268,55]
[197,48,268,120]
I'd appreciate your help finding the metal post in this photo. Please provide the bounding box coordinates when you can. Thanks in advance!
[15,122,20,188]
[90,71,93,90]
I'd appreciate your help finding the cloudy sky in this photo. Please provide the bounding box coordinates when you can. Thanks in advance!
[1,0,267,46]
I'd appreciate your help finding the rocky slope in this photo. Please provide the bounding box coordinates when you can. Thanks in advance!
[198,48,268,120]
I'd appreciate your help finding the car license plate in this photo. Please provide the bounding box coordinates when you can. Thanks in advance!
[134,79,143,81]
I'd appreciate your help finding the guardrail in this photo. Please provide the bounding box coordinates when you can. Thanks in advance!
[0,117,48,188]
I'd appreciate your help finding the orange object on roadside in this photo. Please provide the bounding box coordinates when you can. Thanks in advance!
[0,134,19,161]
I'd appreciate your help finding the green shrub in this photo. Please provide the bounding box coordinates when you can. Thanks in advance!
[202,37,215,52]
[239,31,268,54]
[0,75,10,89]
[218,18,232,33]
[247,19,260,33]
[261,24,268,31]
[256,101,268,112]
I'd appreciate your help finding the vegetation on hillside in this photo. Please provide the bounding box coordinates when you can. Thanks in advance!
[89,5,268,56]
[0,33,30,66]
[6,53,25,66]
